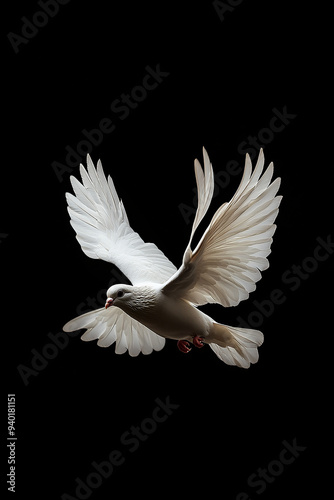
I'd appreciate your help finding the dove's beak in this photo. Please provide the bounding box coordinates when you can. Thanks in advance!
[105,298,113,309]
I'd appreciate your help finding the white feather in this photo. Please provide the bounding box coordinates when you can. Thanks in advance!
[65,155,176,285]
[163,148,282,307]
[63,306,165,356]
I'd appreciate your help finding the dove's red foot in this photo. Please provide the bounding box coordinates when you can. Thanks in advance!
[193,336,205,348]
[177,340,191,353]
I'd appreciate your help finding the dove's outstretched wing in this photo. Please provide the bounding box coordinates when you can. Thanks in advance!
[63,306,165,356]
[64,155,175,356]
[66,155,176,285]
[162,148,282,307]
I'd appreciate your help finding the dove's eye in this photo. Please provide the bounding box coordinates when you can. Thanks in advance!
[117,290,124,298]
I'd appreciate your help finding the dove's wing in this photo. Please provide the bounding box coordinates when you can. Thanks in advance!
[66,155,176,285]
[162,148,282,307]
[63,307,165,356]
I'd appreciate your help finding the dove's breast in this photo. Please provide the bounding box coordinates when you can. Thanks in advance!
[135,292,213,341]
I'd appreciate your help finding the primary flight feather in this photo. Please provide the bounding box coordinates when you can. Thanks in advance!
[63,149,282,367]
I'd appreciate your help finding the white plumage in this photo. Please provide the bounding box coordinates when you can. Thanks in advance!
[63,148,282,367]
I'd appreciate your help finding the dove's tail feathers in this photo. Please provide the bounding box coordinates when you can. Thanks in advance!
[63,307,165,356]
[208,323,263,368]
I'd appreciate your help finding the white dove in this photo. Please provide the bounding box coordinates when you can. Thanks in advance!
[63,148,282,368]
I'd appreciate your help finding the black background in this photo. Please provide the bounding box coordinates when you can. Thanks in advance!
[2,1,333,499]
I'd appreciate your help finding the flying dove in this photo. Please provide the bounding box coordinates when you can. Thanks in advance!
[63,148,281,368]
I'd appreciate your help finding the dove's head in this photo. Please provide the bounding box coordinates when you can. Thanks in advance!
[105,284,134,309]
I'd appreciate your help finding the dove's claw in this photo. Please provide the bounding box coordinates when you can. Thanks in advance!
[177,340,192,353]
[193,336,205,348]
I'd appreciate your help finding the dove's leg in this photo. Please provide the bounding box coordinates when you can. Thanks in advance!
[177,340,191,353]
[193,336,205,348]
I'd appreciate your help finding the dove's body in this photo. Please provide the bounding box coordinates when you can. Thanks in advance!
[104,282,254,360]
[108,283,212,342]
[63,148,281,367]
